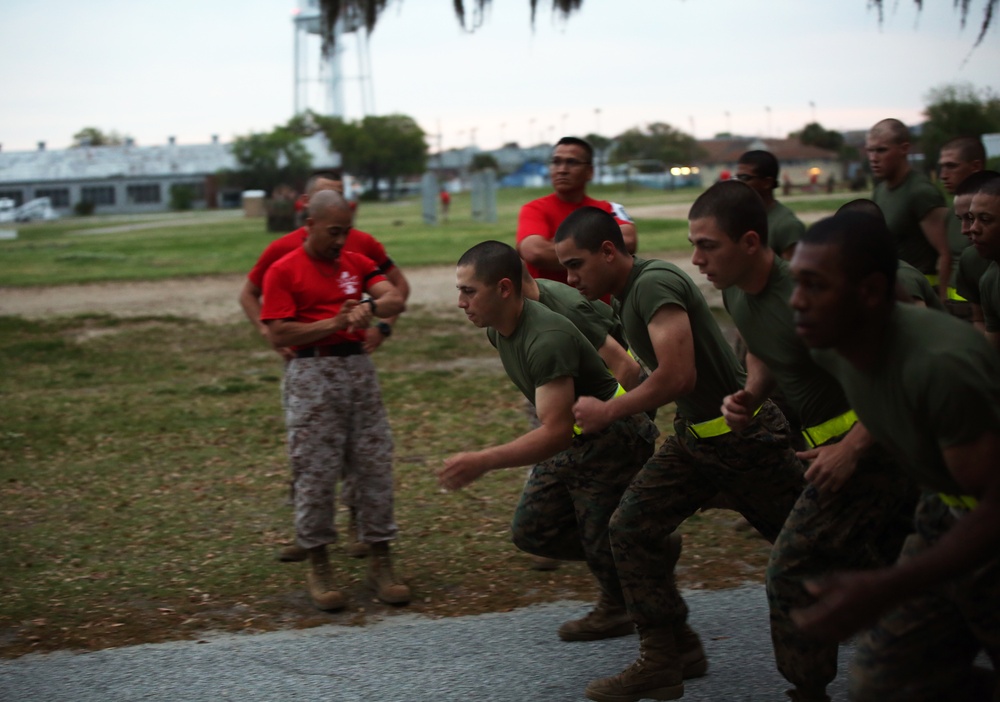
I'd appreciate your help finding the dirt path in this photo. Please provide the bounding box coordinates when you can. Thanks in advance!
[0,253,724,322]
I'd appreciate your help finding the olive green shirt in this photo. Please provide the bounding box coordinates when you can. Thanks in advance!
[487,299,619,406]
[767,201,806,257]
[956,246,992,305]
[897,260,946,312]
[980,262,1000,333]
[536,278,619,352]
[616,257,745,423]
[946,205,971,287]
[873,169,946,274]
[811,304,1000,495]
[723,257,850,428]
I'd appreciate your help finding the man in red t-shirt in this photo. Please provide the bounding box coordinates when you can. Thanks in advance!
[517,137,637,284]
[261,189,409,611]
[239,171,409,563]
[239,171,410,359]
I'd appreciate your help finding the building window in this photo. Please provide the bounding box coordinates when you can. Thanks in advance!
[0,190,24,206]
[126,184,161,204]
[81,186,116,205]
[34,188,70,208]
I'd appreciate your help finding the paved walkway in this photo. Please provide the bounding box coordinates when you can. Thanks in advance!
[1,586,855,701]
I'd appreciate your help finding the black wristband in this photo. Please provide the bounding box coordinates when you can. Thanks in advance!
[376,321,392,338]
[363,297,378,316]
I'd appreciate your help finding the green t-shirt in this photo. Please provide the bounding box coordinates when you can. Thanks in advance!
[723,257,850,428]
[896,260,946,312]
[767,201,806,257]
[811,304,1000,494]
[946,205,971,287]
[956,246,992,305]
[873,169,946,274]
[979,262,1000,333]
[616,257,745,423]
[536,278,618,351]
[487,299,619,406]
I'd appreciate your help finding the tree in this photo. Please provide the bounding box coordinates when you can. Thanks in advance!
[318,113,427,199]
[471,153,500,171]
[793,122,845,152]
[921,83,1000,169]
[72,127,130,147]
[223,127,313,195]
[318,1,997,50]
[612,122,703,166]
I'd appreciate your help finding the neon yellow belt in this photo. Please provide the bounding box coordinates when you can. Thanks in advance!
[924,273,940,286]
[938,493,978,510]
[687,405,761,440]
[946,287,967,302]
[801,409,859,449]
[572,384,627,436]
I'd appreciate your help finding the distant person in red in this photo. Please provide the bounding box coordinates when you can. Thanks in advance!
[294,192,309,226]
[719,169,732,181]
[439,188,451,223]
[516,136,636,285]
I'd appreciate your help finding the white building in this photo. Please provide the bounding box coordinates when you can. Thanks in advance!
[0,134,340,215]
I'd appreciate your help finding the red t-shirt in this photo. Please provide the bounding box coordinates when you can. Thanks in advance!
[247,227,394,289]
[515,194,633,283]
[260,248,387,349]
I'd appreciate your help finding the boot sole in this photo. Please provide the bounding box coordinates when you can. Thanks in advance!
[682,654,708,679]
[558,621,635,642]
[276,548,308,562]
[365,576,411,605]
[585,682,684,702]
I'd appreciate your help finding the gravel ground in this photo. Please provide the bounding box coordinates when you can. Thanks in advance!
[0,586,855,702]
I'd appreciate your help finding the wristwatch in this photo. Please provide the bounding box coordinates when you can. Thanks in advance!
[376,321,392,338]
[363,297,378,316]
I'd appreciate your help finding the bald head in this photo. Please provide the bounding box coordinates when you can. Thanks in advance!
[869,118,910,145]
[307,189,351,219]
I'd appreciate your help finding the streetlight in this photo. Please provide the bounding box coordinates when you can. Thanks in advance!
[765,106,772,139]
[594,108,601,136]
[724,110,731,135]
[561,113,568,136]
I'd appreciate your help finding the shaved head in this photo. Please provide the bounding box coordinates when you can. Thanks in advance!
[869,118,910,145]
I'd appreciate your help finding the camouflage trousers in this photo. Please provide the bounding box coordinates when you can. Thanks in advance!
[611,400,805,630]
[850,493,1000,702]
[767,438,918,697]
[284,353,398,550]
[511,413,658,606]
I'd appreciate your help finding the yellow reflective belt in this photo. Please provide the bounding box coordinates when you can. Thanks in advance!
[938,493,978,510]
[801,409,859,449]
[572,384,628,436]
[688,405,761,440]
[947,287,967,302]
[924,273,940,287]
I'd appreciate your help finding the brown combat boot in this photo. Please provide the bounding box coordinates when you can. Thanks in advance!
[306,545,346,611]
[366,541,411,605]
[343,508,370,558]
[585,628,684,701]
[675,622,708,679]
[558,590,635,642]
[276,542,308,562]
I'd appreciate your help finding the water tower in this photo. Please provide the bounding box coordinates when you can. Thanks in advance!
[292,0,375,118]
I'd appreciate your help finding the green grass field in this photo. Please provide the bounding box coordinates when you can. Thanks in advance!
[0,185,852,658]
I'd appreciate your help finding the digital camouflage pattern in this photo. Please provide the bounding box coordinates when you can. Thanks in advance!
[284,354,398,550]
[850,494,1000,702]
[611,401,805,630]
[511,413,658,606]
[766,439,918,697]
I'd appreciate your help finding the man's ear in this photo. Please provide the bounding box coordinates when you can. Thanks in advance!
[741,230,763,253]
[498,277,515,299]
[600,240,618,260]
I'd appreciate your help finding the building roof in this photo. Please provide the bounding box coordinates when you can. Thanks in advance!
[696,137,838,165]
[0,134,340,184]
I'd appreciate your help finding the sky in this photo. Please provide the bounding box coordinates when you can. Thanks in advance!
[1,0,998,154]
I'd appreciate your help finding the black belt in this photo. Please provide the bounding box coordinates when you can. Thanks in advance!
[296,342,363,358]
